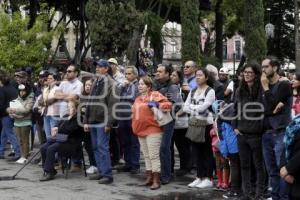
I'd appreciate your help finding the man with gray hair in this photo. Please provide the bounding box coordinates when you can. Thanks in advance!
[183,60,197,91]
[116,66,140,174]
[205,64,224,100]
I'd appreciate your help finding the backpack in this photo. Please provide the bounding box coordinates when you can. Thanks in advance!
[190,87,214,113]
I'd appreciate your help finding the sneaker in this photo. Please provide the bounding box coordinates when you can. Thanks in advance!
[89,174,103,180]
[86,166,98,174]
[188,178,202,188]
[7,156,21,162]
[16,157,27,164]
[196,178,213,189]
[7,152,15,157]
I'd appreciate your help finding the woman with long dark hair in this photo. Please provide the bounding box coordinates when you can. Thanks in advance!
[232,62,266,200]
[183,68,216,188]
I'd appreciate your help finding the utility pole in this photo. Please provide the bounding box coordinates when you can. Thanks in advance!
[296,0,300,71]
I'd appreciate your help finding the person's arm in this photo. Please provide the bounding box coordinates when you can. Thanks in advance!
[190,89,215,113]
[0,89,6,115]
[224,81,233,97]
[263,81,292,113]
[182,92,192,114]
[106,83,120,129]
[15,95,34,115]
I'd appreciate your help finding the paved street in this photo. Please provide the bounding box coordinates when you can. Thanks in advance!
[0,149,224,200]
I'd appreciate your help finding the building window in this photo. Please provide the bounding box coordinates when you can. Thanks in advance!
[235,40,241,60]
[223,43,227,60]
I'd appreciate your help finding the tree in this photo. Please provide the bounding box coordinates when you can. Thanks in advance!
[264,0,295,61]
[86,0,142,59]
[180,0,201,65]
[0,11,56,72]
[244,0,267,61]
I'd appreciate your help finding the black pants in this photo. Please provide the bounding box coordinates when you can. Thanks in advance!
[228,153,241,192]
[237,134,266,198]
[109,127,121,165]
[191,125,214,178]
[171,128,192,172]
[82,132,96,166]
[41,141,62,173]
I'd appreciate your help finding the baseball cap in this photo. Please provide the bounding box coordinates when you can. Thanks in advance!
[108,58,118,65]
[219,67,229,75]
[93,59,109,67]
[14,71,28,78]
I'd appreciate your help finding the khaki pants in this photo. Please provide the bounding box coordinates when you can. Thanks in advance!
[14,126,31,158]
[138,133,162,173]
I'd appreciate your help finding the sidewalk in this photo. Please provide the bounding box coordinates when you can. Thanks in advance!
[0,149,223,200]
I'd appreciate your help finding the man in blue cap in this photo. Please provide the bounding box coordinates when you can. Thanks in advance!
[84,59,119,184]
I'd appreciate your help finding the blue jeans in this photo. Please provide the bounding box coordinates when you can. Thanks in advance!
[160,120,175,182]
[0,116,21,157]
[118,120,140,170]
[43,116,58,140]
[262,132,288,200]
[90,126,112,178]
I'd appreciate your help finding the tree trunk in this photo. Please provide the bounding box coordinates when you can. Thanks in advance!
[126,25,144,65]
[28,0,38,29]
[215,0,223,64]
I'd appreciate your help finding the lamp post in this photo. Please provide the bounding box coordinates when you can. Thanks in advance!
[233,51,236,75]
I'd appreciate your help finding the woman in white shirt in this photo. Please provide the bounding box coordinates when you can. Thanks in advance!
[183,68,216,189]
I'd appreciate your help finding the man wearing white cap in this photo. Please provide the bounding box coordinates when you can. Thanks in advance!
[108,58,125,88]
[219,67,234,103]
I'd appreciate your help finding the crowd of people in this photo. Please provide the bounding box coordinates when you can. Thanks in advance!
[0,56,299,200]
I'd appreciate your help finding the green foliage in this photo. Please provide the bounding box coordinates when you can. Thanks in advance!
[86,0,142,58]
[0,11,55,73]
[244,0,267,61]
[180,0,201,66]
[221,0,245,37]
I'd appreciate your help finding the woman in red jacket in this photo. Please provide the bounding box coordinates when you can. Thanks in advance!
[132,76,172,190]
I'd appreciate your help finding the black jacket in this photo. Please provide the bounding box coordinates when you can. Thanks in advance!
[0,84,18,118]
[285,134,300,199]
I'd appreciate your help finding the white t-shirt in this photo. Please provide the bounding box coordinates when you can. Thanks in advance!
[57,78,83,117]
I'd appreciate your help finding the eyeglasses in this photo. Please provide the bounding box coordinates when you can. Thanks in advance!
[66,70,74,73]
[243,71,254,75]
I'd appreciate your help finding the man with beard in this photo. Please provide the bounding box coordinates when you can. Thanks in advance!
[261,56,292,200]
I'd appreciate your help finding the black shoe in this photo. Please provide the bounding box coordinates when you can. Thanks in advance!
[7,152,15,157]
[130,168,140,175]
[161,179,170,185]
[33,157,41,165]
[116,165,131,172]
[89,174,103,180]
[7,156,20,162]
[222,190,240,199]
[98,177,113,184]
[40,170,57,182]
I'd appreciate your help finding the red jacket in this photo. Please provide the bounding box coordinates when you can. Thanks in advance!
[132,91,172,137]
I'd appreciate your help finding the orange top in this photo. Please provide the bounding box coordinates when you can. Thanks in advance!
[132,91,172,137]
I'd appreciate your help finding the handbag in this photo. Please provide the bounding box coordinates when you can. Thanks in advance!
[52,133,68,143]
[151,107,173,126]
[185,116,208,143]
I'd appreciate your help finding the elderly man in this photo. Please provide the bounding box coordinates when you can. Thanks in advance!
[108,58,125,88]
[183,60,197,91]
[84,59,119,184]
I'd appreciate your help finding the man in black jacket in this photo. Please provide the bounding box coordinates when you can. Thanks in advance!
[261,56,292,200]
[0,73,21,161]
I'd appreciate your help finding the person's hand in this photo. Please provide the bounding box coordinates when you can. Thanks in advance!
[51,127,58,136]
[7,108,16,114]
[83,124,89,132]
[148,101,159,108]
[105,126,111,133]
[261,72,270,91]
[284,175,295,184]
[124,80,130,86]
[280,166,289,178]
[273,102,284,114]
[182,83,190,91]
[234,129,242,135]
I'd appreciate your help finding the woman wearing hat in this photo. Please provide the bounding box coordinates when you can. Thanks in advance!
[7,83,34,164]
